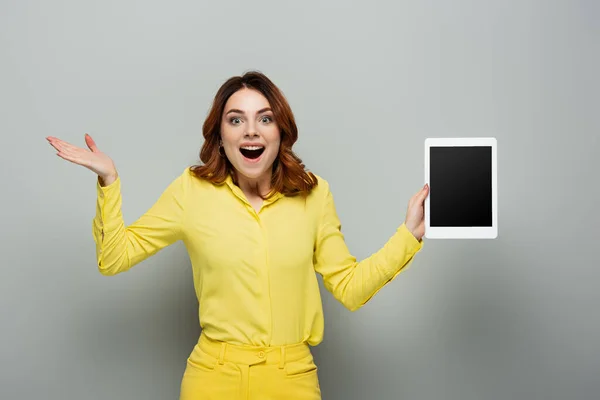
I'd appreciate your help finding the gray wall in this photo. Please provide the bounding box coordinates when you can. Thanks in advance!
[1,1,598,399]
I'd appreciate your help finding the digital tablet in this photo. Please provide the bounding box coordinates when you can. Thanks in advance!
[424,137,498,239]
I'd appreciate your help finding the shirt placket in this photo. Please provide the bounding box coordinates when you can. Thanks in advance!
[226,182,280,346]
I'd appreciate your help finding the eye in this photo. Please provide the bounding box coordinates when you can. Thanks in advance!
[260,116,273,124]
[229,117,242,125]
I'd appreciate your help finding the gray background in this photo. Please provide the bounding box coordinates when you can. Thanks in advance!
[1,0,598,399]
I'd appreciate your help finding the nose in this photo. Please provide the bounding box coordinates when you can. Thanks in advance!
[244,119,259,137]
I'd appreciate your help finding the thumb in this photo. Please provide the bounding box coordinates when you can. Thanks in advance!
[85,133,99,152]
[419,184,429,202]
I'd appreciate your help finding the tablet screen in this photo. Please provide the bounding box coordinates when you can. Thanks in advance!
[430,146,492,227]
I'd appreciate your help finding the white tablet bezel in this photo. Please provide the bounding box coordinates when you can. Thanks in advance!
[424,137,498,239]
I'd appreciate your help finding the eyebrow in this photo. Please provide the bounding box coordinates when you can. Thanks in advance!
[225,107,272,115]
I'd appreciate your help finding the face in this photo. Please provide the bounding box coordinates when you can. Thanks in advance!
[220,88,281,184]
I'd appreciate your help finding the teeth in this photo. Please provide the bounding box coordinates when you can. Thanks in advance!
[241,146,264,150]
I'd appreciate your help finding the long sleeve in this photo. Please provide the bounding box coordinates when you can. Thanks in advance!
[92,170,188,276]
[313,180,423,311]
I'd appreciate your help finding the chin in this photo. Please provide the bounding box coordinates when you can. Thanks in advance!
[237,158,273,175]
[235,167,263,179]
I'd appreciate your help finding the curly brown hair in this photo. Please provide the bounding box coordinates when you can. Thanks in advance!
[189,71,318,198]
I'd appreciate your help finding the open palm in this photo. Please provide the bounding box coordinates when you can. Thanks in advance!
[46,134,117,181]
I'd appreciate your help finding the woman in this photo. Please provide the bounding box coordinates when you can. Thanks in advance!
[46,71,429,400]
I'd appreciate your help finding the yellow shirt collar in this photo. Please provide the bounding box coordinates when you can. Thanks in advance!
[223,173,284,207]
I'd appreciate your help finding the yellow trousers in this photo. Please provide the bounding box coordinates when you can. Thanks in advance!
[179,333,322,400]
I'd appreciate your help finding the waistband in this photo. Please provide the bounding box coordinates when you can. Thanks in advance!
[197,333,312,369]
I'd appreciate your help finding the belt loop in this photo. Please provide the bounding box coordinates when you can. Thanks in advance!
[278,346,286,369]
[219,342,226,365]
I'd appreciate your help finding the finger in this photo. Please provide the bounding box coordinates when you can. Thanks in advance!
[409,186,427,206]
[410,185,427,204]
[418,184,430,202]
[61,146,90,162]
[51,137,90,154]
[85,133,99,152]
[48,137,74,152]
[56,144,91,164]
[53,141,80,156]
[48,140,73,155]
[56,151,80,164]
[56,151,89,167]
[58,138,86,153]
[47,139,60,151]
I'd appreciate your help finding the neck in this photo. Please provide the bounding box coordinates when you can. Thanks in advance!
[234,170,273,198]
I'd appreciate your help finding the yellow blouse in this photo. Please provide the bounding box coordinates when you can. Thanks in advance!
[92,167,423,346]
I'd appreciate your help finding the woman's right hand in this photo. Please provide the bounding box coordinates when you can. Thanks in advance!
[46,134,118,186]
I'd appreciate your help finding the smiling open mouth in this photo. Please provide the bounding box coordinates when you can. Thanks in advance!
[239,146,265,159]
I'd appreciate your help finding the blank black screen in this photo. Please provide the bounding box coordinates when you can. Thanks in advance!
[430,146,492,227]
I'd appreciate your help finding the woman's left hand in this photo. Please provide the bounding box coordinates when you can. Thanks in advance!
[404,184,429,241]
